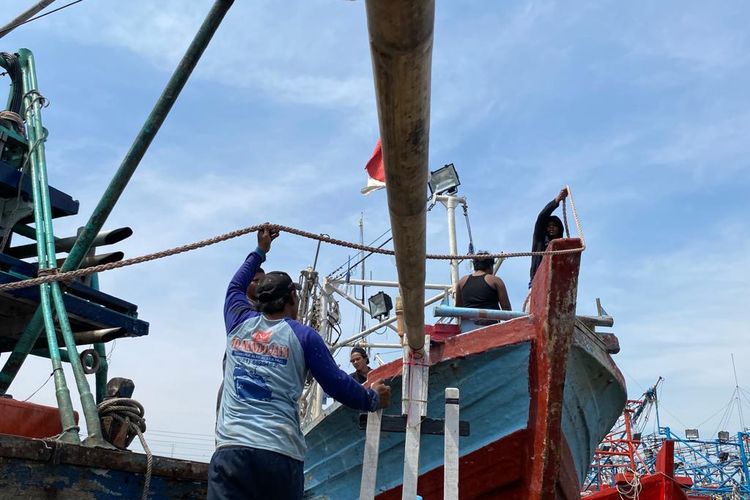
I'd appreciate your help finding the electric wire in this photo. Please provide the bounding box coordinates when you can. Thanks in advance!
[0,0,85,37]
[22,370,53,401]
[327,227,392,279]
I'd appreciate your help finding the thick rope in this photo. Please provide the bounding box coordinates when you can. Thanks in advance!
[0,187,585,293]
[98,398,151,500]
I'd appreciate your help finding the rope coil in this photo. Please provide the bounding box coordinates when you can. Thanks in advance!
[0,186,584,293]
[98,398,151,500]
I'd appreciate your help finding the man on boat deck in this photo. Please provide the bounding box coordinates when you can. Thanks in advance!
[529,187,568,287]
[209,228,391,500]
[349,346,372,384]
[455,252,511,331]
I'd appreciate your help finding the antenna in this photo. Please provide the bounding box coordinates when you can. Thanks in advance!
[731,353,746,431]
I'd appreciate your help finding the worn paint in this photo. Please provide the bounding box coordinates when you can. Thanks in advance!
[303,238,627,499]
[304,342,532,498]
[0,434,207,499]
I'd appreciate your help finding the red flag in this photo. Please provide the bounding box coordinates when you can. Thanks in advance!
[361,138,386,195]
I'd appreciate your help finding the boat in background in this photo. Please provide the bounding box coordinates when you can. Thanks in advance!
[583,380,750,499]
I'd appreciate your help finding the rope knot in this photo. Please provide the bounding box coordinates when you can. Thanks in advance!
[37,267,59,278]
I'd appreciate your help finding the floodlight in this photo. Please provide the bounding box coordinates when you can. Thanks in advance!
[368,291,393,320]
[428,163,461,195]
[718,431,730,442]
[632,433,641,442]
[685,429,699,440]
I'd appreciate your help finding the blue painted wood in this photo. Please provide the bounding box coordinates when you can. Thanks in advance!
[0,253,138,314]
[302,328,626,499]
[0,159,79,220]
[1,460,206,499]
[561,332,627,484]
[0,267,149,340]
[0,434,206,499]
[304,341,532,499]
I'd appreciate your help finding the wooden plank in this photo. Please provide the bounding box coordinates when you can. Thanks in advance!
[0,159,79,219]
[357,413,470,436]
[444,387,459,500]
[401,335,430,499]
[524,238,582,500]
[359,409,383,500]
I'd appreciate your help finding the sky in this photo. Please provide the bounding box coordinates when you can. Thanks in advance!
[1,0,749,462]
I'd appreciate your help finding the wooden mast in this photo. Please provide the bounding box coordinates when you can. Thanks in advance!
[364,0,434,353]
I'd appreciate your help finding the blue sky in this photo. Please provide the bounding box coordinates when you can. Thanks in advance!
[2,0,749,460]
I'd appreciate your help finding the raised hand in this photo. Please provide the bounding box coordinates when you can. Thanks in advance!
[371,380,391,409]
[257,226,280,253]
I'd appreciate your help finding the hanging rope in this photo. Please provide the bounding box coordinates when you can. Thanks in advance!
[0,187,585,293]
[561,196,571,238]
[98,398,152,500]
[462,202,475,254]
[615,468,642,500]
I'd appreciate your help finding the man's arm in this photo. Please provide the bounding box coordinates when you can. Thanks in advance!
[531,188,568,247]
[224,228,278,334]
[224,248,265,334]
[493,276,512,311]
[291,322,388,412]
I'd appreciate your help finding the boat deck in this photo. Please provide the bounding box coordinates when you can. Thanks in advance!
[0,433,208,498]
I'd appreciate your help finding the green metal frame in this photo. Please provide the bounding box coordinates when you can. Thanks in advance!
[0,0,234,444]
[18,48,101,444]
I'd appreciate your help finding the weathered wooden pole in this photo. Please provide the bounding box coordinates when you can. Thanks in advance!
[364,0,434,354]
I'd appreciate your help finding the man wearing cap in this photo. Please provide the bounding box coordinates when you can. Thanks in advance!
[209,228,391,500]
[349,347,372,384]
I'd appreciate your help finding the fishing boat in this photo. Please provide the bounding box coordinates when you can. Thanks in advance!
[0,0,238,496]
[301,235,626,499]
[583,380,750,499]
[298,1,628,498]
[1,1,629,498]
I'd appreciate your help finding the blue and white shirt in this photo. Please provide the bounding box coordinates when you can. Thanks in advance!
[216,248,380,461]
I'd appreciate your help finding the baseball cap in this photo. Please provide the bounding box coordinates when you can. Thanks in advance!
[256,271,302,303]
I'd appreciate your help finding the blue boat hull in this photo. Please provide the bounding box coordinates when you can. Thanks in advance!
[303,324,625,499]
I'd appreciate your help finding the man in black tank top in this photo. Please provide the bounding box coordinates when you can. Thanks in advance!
[456,252,512,311]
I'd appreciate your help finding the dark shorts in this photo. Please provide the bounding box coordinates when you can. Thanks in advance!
[207,446,303,500]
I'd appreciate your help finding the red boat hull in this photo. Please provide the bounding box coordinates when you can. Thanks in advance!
[377,429,582,499]
[584,441,694,500]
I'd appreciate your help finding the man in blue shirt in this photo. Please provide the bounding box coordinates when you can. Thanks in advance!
[209,228,391,499]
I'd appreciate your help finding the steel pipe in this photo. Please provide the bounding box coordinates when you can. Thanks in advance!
[328,284,398,333]
[434,305,615,328]
[8,227,132,259]
[433,305,528,321]
[333,290,446,350]
[329,278,450,291]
